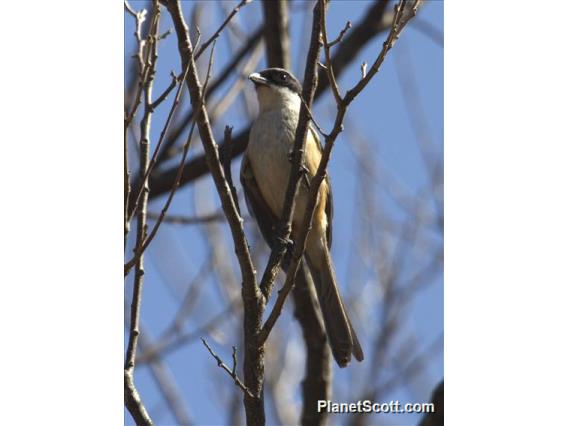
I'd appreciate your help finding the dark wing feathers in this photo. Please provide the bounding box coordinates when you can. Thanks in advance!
[240,154,279,247]
[308,124,333,248]
[241,125,333,250]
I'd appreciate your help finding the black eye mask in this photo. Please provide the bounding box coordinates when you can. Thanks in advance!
[259,68,302,95]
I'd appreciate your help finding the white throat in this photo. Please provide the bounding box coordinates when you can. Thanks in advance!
[255,85,301,114]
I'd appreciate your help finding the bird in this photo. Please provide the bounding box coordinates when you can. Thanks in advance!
[240,67,364,367]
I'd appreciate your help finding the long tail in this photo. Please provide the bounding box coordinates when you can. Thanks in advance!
[305,238,364,367]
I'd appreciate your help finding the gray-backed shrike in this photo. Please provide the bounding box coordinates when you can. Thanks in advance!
[240,67,364,367]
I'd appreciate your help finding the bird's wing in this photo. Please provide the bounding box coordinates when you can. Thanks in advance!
[240,153,279,248]
[307,124,333,248]
[241,126,333,249]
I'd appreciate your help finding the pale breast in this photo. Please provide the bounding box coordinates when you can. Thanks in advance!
[248,110,297,216]
[247,110,328,235]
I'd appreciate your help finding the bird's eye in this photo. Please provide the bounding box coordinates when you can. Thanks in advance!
[280,73,287,80]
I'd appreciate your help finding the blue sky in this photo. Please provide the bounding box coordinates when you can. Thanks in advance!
[125,1,443,424]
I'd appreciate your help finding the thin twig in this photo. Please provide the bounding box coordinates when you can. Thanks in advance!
[207,42,264,122]
[321,8,342,104]
[124,3,161,426]
[201,338,256,399]
[292,264,332,426]
[150,70,179,110]
[124,3,151,129]
[375,333,443,398]
[163,256,215,336]
[138,303,235,364]
[195,0,253,60]
[411,15,443,46]
[299,95,328,138]
[328,20,352,47]
[125,112,131,247]
[125,0,160,378]
[125,371,154,426]
[261,0,290,69]
[344,0,421,104]
[158,27,172,41]
[124,0,138,19]
[124,0,150,245]
[124,41,217,275]
[139,328,193,426]
[221,125,240,215]
[126,59,191,225]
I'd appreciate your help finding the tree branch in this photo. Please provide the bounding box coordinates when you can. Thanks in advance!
[124,42,216,275]
[327,20,351,47]
[292,264,332,426]
[125,371,154,426]
[261,0,290,69]
[126,60,190,224]
[124,3,160,425]
[201,338,256,400]
[161,2,264,424]
[139,328,193,426]
[221,125,240,215]
[195,0,253,61]
[138,302,235,364]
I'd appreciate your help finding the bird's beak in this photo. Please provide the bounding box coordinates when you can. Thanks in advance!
[249,72,269,86]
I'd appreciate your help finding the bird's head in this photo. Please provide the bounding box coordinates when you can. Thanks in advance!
[249,68,302,113]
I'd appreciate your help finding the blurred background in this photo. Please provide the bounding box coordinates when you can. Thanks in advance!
[124,1,443,424]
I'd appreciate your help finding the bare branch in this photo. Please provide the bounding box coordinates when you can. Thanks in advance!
[360,61,367,79]
[124,4,161,425]
[139,329,193,426]
[124,3,152,128]
[208,42,264,122]
[127,61,190,224]
[328,20,352,47]
[157,27,172,41]
[221,125,240,214]
[149,70,179,110]
[375,333,443,398]
[292,265,332,426]
[201,338,256,399]
[124,1,152,230]
[124,41,216,275]
[125,115,131,247]
[125,371,154,426]
[138,303,235,364]
[124,0,138,19]
[261,0,291,69]
[314,0,390,99]
[345,0,422,104]
[320,7,342,104]
[124,0,160,378]
[195,0,253,61]
[411,15,443,47]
